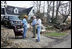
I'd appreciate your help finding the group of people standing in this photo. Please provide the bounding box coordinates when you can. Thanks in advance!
[22,15,42,42]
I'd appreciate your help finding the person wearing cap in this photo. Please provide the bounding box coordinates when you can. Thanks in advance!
[31,16,37,38]
[22,15,28,39]
[36,16,42,42]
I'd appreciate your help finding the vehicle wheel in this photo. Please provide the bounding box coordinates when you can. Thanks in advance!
[4,21,7,27]
[1,21,3,25]
[7,22,11,28]
[1,19,4,25]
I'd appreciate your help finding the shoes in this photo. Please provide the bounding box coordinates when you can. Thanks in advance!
[23,36,27,39]
[36,39,40,42]
[32,36,35,38]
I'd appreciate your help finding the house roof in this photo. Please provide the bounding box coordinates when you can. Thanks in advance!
[1,5,33,15]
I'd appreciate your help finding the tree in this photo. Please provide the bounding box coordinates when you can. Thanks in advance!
[33,1,41,16]
[33,1,71,26]
[51,1,55,23]
[43,1,45,17]
[47,1,52,24]
[55,1,61,19]
[53,1,71,30]
[58,1,71,23]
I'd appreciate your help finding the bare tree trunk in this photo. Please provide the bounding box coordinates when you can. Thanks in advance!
[51,1,55,22]
[47,1,52,24]
[56,1,60,18]
[43,1,45,17]
[37,1,38,12]
[4,1,7,17]
[39,1,41,13]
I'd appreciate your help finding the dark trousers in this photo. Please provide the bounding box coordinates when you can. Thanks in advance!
[33,25,36,37]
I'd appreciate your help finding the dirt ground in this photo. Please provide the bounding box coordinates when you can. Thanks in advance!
[1,25,71,48]
[1,25,55,48]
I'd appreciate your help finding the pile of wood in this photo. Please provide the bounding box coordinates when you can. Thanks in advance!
[54,23,71,31]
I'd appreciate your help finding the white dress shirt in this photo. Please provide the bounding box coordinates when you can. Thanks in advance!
[37,19,42,27]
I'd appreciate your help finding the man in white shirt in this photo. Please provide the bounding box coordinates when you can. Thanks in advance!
[36,16,42,42]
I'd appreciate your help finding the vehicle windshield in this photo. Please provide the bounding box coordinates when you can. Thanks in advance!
[9,16,20,20]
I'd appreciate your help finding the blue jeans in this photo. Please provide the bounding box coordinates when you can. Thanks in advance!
[37,26,41,41]
[23,26,27,38]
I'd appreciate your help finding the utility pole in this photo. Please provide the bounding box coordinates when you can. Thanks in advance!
[4,1,7,17]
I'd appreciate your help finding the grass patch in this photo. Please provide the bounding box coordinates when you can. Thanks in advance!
[45,32,66,37]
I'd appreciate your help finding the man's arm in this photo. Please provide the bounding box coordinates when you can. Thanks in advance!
[22,19,24,27]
